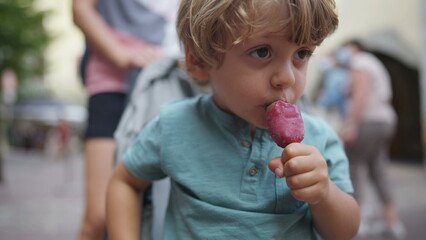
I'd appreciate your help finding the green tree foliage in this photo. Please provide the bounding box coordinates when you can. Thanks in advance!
[0,0,50,84]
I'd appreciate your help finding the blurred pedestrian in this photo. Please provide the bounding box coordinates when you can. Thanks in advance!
[56,118,72,160]
[72,0,179,239]
[340,40,406,239]
[316,47,351,119]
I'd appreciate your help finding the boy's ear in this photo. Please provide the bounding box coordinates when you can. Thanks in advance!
[185,48,209,81]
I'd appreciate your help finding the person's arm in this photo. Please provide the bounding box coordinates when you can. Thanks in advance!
[310,181,360,240]
[72,0,161,69]
[269,143,360,240]
[341,69,369,145]
[107,162,151,240]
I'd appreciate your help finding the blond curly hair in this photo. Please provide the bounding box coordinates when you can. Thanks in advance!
[177,0,338,69]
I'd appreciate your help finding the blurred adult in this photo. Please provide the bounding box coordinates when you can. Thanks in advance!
[72,0,179,239]
[56,118,72,160]
[340,40,405,239]
[316,47,351,119]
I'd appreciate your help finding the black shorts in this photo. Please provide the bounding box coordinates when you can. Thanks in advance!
[84,92,126,139]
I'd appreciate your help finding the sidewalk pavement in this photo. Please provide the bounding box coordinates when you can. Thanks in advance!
[0,149,84,240]
[354,160,426,240]
[0,148,425,240]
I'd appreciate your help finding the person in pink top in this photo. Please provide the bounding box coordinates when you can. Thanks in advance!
[340,40,406,239]
[85,29,162,96]
[72,0,179,239]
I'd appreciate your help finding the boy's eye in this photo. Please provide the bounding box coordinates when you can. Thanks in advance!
[250,47,271,59]
[294,49,313,61]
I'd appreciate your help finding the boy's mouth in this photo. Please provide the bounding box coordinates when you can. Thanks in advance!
[263,103,270,111]
[264,100,288,111]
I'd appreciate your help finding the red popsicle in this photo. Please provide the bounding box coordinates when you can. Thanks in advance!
[266,100,305,148]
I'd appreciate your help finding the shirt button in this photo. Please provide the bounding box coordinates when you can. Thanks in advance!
[248,167,257,176]
[242,141,251,148]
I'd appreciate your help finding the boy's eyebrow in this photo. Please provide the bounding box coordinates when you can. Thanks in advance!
[243,29,289,41]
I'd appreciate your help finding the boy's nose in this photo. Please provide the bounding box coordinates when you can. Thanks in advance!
[271,62,296,89]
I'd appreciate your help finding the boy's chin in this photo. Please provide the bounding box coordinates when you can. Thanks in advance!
[249,120,268,130]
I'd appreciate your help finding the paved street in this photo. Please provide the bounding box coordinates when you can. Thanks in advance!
[354,159,426,240]
[0,149,84,240]
[0,148,425,240]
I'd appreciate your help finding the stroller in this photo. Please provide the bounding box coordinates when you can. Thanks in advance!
[114,57,207,240]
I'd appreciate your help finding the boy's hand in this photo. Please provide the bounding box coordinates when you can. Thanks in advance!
[269,143,330,205]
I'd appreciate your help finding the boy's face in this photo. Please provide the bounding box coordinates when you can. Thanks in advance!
[189,30,315,129]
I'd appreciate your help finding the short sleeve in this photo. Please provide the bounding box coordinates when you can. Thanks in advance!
[123,116,167,180]
[322,125,354,193]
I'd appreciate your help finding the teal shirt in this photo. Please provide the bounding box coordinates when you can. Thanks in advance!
[124,94,353,240]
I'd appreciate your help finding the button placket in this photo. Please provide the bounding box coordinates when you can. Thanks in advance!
[238,125,266,201]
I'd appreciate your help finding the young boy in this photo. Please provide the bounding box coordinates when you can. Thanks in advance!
[107,0,360,239]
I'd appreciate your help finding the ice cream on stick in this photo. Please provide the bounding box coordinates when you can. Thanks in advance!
[266,100,305,148]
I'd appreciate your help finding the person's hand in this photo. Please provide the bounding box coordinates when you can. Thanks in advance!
[128,45,163,68]
[339,123,358,147]
[115,45,163,69]
[269,143,330,205]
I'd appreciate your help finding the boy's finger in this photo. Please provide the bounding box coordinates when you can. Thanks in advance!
[268,157,285,178]
[280,143,301,170]
[280,146,292,164]
[276,144,305,177]
[282,143,318,163]
[282,143,311,158]
[284,155,317,177]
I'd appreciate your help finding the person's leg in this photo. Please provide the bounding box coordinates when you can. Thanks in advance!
[78,93,126,240]
[78,138,115,240]
[367,137,395,221]
[367,123,403,226]
[346,123,377,236]
[346,123,371,202]
[348,155,363,202]
[364,122,405,238]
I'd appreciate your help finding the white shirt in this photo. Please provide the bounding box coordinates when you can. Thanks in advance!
[350,52,397,125]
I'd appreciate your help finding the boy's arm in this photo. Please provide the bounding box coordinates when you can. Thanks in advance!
[269,144,360,240]
[310,181,360,240]
[107,162,151,240]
